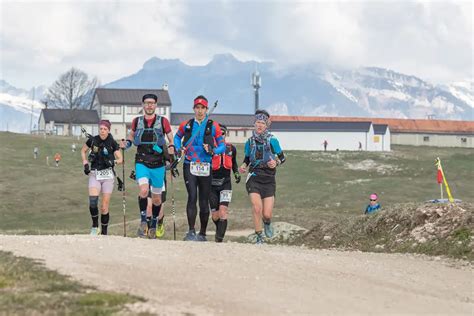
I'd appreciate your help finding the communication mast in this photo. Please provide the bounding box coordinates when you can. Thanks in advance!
[251,68,261,112]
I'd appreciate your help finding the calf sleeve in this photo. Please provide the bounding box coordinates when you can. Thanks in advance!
[89,196,99,227]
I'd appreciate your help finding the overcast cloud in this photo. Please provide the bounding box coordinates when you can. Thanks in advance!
[0,0,471,89]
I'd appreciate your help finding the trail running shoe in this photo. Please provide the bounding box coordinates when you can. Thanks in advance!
[264,222,274,238]
[156,223,165,238]
[196,233,207,242]
[90,227,99,236]
[184,229,197,241]
[255,233,265,245]
[148,227,157,239]
[137,222,148,238]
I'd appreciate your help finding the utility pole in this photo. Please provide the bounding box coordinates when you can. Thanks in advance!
[30,87,35,134]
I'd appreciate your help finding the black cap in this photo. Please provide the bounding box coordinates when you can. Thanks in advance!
[142,94,158,102]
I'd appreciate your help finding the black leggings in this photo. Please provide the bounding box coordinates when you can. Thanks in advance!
[183,163,211,234]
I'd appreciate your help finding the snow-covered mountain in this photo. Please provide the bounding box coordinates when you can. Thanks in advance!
[106,54,473,120]
[1,55,472,135]
[0,80,45,133]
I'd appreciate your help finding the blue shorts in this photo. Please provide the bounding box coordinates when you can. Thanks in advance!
[135,163,165,193]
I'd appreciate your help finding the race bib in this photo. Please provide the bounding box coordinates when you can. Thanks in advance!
[190,162,210,177]
[96,168,114,180]
[220,190,232,202]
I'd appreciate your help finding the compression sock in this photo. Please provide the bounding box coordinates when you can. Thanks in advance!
[151,204,162,229]
[215,219,228,242]
[158,215,164,226]
[100,213,109,235]
[138,196,148,223]
[146,216,152,229]
[89,196,99,227]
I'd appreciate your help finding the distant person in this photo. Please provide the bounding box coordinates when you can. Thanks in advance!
[81,120,123,235]
[54,153,61,167]
[72,143,77,153]
[323,140,328,152]
[33,146,39,159]
[365,193,381,214]
[239,110,286,244]
[358,141,363,151]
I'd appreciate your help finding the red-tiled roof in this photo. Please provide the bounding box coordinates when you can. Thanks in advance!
[272,116,474,135]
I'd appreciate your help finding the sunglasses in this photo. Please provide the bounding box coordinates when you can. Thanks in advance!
[370,199,377,201]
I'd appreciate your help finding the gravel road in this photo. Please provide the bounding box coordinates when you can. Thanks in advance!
[0,235,471,315]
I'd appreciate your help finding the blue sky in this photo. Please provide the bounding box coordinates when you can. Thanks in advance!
[0,0,472,89]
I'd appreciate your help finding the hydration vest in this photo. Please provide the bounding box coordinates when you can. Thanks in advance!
[88,135,116,170]
[133,115,166,147]
[183,118,214,147]
[249,134,275,168]
[212,143,233,171]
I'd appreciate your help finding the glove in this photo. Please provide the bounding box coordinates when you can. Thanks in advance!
[117,177,124,191]
[84,163,90,175]
[234,172,241,184]
[171,167,179,178]
[129,170,136,180]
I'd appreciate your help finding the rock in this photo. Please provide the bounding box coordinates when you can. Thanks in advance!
[323,235,332,241]
[375,244,385,250]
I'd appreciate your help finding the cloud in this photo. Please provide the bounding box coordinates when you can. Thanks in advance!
[0,0,471,89]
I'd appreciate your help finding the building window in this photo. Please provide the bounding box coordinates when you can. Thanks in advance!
[423,136,430,142]
[103,105,121,114]
[461,137,467,144]
[126,106,141,115]
[72,125,82,136]
[235,130,238,136]
[244,130,247,137]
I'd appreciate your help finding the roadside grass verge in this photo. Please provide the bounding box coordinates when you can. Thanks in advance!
[0,251,144,315]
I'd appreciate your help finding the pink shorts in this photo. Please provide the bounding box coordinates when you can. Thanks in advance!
[88,171,115,194]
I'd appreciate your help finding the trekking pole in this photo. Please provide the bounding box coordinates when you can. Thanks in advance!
[170,172,177,240]
[122,147,127,237]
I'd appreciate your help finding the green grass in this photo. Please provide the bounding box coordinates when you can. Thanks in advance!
[0,250,143,315]
[0,131,473,235]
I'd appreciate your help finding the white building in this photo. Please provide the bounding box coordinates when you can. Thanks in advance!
[270,121,381,151]
[91,88,172,139]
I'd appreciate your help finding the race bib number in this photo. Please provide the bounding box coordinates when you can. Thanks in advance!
[96,168,114,180]
[220,190,232,202]
[190,162,210,177]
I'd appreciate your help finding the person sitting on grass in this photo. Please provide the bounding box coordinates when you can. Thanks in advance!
[365,193,381,214]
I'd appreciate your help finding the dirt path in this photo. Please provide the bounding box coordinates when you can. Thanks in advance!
[0,235,471,315]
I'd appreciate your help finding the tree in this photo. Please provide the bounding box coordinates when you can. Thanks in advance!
[44,68,99,135]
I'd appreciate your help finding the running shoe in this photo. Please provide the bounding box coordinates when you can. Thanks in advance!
[255,233,265,244]
[137,222,148,238]
[196,233,207,242]
[264,222,274,238]
[148,227,157,239]
[156,223,165,238]
[90,227,99,236]
[184,229,197,241]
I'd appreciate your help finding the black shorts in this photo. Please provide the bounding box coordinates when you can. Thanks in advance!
[210,178,232,210]
[246,175,276,199]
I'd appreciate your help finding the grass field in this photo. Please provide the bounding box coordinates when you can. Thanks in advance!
[0,131,473,239]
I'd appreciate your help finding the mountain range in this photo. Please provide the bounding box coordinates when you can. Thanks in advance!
[1,54,472,133]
